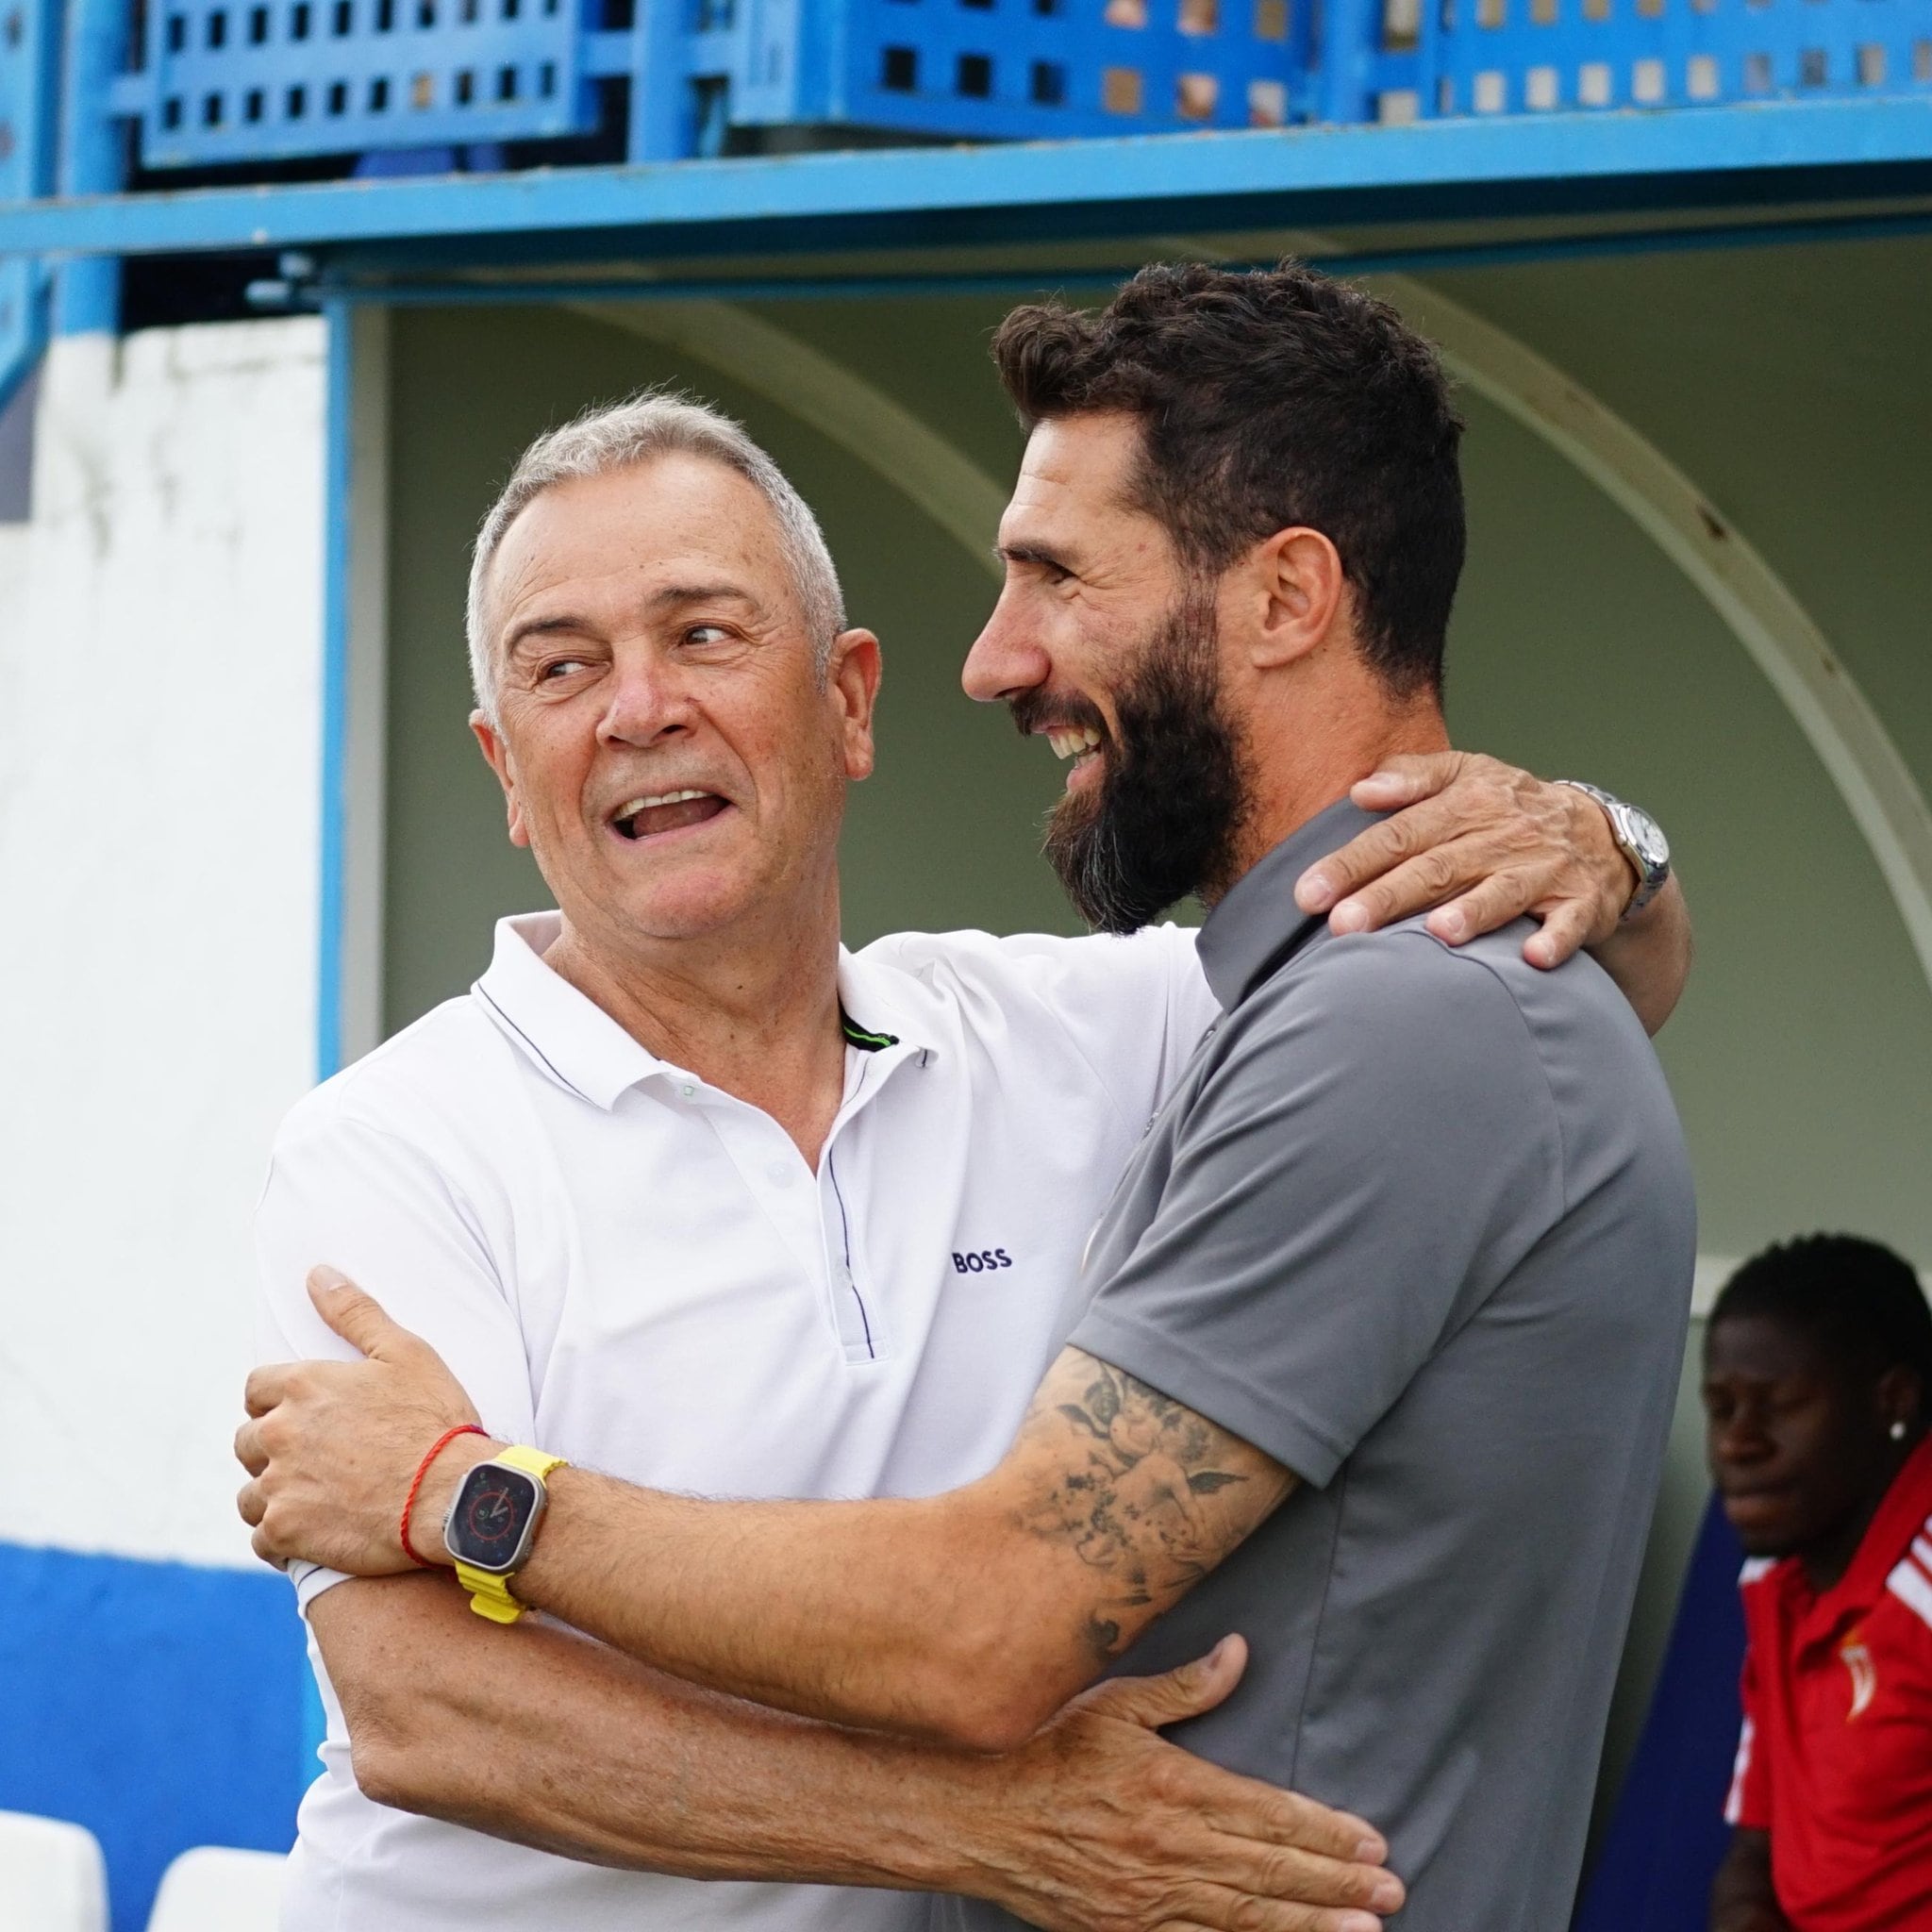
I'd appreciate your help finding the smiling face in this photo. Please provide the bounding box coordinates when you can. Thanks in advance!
[1703,1313,1910,1567]
[472,454,878,958]
[963,412,1248,931]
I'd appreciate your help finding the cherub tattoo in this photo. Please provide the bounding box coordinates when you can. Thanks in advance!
[1008,1350,1295,1664]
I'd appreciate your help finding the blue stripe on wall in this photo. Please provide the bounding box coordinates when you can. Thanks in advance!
[0,1541,311,1931]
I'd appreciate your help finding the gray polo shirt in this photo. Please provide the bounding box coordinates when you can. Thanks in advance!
[944,797,1695,1932]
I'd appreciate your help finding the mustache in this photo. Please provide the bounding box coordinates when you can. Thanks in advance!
[1008,688,1108,741]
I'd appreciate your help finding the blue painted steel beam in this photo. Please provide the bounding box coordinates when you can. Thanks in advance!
[3,96,1931,265]
[265,205,1932,307]
[53,0,127,333]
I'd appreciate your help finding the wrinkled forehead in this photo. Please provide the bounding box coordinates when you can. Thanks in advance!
[486,454,805,642]
[1000,411,1174,561]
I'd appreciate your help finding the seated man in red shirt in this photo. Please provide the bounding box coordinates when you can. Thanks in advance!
[1706,1233,1932,1932]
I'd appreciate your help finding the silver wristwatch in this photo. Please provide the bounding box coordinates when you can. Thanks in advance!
[1555,781,1672,923]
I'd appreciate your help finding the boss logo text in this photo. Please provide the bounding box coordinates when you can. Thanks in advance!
[952,1249,1013,1274]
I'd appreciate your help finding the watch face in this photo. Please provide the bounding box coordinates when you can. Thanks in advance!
[446,1463,541,1574]
[1625,807,1670,871]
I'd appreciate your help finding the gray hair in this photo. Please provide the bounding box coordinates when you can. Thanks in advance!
[466,391,847,717]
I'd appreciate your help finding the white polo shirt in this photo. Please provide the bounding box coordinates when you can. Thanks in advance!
[256,911,1217,1932]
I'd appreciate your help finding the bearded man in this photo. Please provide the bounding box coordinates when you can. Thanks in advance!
[241,264,1692,1932]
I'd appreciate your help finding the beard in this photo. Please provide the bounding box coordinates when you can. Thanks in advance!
[1017,590,1249,936]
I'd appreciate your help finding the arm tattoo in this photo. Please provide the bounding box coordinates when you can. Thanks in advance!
[1008,1349,1294,1665]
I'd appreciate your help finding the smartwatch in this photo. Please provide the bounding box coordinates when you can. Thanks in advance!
[442,1443,569,1624]
[1555,781,1672,923]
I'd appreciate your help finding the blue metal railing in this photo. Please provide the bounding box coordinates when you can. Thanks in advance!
[12,0,1932,187]
[0,0,59,401]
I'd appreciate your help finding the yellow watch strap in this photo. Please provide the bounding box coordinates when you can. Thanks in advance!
[454,1446,570,1624]
[455,1565,525,1624]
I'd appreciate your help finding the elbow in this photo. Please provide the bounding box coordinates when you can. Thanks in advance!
[341,1680,449,1815]
[348,1719,434,1814]
[348,1736,411,1812]
[927,1690,1049,1756]
[911,1629,1078,1754]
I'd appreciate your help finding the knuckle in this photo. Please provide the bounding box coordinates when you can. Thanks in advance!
[1379,813,1423,861]
[1469,874,1525,921]
[1413,849,1456,896]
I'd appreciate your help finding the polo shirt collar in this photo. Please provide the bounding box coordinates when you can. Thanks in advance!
[1196,797,1384,1011]
[475,912,932,1111]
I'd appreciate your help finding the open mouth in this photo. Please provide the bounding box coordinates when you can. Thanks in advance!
[1044,724,1107,788]
[608,790,731,841]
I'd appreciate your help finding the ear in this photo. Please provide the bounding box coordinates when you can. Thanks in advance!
[1877,1363,1923,1438]
[1248,526,1347,672]
[470,709,531,849]
[828,629,884,783]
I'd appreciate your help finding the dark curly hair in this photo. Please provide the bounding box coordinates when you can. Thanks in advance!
[1709,1234,1932,1416]
[992,260,1466,698]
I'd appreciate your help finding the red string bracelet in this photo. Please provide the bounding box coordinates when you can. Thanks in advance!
[400,1424,488,1568]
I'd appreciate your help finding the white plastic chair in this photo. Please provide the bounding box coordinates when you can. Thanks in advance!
[0,1810,108,1932]
[144,1846,287,1932]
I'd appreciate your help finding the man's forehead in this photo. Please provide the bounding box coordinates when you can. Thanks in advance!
[491,458,786,623]
[1705,1314,1824,1379]
[1000,411,1164,558]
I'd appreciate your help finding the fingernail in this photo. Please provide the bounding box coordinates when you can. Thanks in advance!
[1296,871,1333,912]
[1331,901,1370,935]
[310,1266,347,1292]
[1372,1874,1405,1909]
[1431,908,1465,942]
[1354,1835,1387,1863]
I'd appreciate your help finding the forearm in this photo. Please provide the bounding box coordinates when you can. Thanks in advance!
[1587,874,1691,1036]
[414,1348,1291,1751]
[314,1573,1011,1891]
[1709,1831,1790,1932]
[506,1468,1067,1749]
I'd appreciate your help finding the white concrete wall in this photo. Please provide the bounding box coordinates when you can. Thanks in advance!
[0,318,325,1568]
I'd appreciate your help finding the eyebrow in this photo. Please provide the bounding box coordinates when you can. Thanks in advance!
[501,582,760,658]
[997,541,1077,574]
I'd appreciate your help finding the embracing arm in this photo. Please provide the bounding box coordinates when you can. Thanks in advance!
[1299,753,1691,1035]
[303,1559,1400,1932]
[406,1343,1291,1754]
[311,1571,984,1885]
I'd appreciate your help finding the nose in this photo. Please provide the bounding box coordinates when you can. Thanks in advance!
[1710,1405,1776,1474]
[963,584,1052,704]
[599,650,693,748]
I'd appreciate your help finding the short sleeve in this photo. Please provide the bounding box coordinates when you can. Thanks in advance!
[255,1107,537,1610]
[1069,934,1564,1486]
[1725,1644,1772,1828]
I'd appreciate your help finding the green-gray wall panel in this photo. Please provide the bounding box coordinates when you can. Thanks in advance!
[1417,237,1932,790]
[1445,385,1932,1266]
